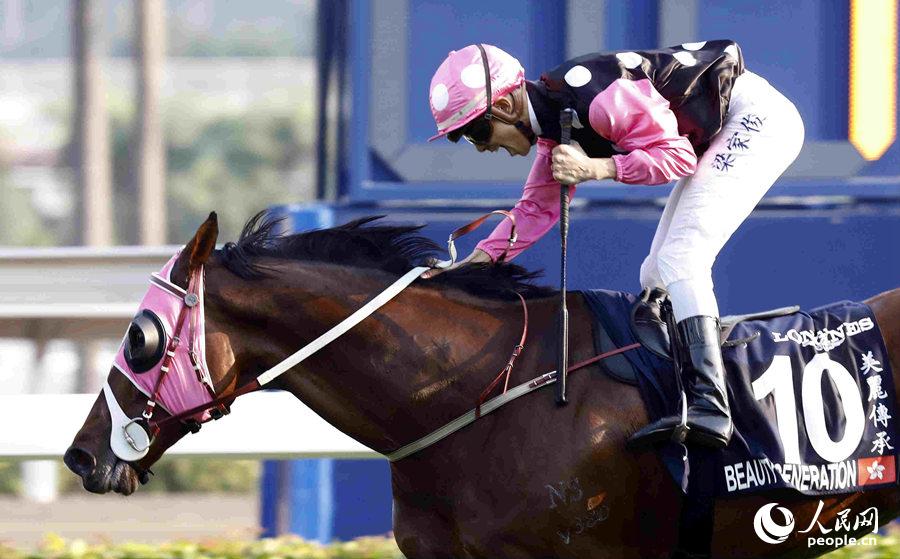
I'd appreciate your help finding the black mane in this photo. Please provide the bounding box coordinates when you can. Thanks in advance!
[217,212,555,300]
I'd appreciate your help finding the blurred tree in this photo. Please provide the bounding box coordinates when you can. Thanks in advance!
[2,1,316,59]
[165,105,314,242]
[0,461,20,493]
[134,0,167,245]
[0,174,55,246]
[72,0,113,247]
[108,88,314,245]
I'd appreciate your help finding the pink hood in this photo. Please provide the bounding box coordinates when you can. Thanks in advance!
[113,252,214,422]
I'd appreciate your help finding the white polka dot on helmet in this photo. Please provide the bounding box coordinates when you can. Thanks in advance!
[430,83,449,111]
[428,44,525,142]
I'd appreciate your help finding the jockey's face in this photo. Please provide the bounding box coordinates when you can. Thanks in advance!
[471,118,532,156]
[463,91,533,157]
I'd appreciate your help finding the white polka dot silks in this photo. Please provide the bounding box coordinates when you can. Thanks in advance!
[564,65,592,87]
[673,51,697,67]
[615,52,643,70]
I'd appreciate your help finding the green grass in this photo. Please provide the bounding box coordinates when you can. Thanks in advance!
[2,532,900,559]
[0,534,405,559]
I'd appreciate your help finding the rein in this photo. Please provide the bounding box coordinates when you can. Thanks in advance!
[475,290,527,419]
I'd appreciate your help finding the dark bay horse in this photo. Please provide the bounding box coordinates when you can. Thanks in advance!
[65,213,900,558]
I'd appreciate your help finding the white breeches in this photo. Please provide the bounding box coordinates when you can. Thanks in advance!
[639,70,805,322]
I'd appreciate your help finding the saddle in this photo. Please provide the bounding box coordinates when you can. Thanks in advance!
[594,288,800,385]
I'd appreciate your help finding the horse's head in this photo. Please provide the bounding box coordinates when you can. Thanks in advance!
[64,213,230,495]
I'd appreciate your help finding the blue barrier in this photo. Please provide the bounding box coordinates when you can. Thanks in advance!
[260,459,393,541]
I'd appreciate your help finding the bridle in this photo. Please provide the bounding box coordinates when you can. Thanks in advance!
[106,213,638,467]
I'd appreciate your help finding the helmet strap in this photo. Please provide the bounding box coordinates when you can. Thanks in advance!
[514,120,537,146]
[477,43,535,146]
[477,44,493,122]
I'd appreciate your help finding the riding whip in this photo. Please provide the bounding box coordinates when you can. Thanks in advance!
[556,108,574,405]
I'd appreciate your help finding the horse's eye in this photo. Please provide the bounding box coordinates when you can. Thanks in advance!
[124,311,167,373]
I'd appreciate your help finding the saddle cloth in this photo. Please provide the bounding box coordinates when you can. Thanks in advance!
[581,289,898,498]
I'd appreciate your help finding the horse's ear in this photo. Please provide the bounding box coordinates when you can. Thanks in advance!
[171,212,218,288]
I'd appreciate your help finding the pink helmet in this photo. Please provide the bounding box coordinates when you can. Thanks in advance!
[428,44,525,142]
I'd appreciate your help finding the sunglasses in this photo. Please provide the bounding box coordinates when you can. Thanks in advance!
[462,116,494,145]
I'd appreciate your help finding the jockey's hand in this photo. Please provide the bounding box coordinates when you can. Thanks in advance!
[551,142,616,183]
[420,248,492,279]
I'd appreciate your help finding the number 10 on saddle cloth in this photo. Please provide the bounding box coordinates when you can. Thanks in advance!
[584,291,898,498]
[718,300,897,497]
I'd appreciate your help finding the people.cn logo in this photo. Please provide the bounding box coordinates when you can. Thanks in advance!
[753,503,795,544]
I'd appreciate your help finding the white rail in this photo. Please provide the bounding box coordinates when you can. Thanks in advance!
[0,391,379,460]
[0,246,183,339]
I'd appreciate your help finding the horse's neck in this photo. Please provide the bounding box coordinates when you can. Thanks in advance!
[273,267,543,454]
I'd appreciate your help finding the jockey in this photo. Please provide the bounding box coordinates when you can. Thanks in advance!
[421,42,804,449]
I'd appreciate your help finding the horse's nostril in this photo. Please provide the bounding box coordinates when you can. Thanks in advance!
[63,446,96,478]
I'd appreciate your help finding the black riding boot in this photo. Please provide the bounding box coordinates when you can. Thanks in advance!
[628,316,733,449]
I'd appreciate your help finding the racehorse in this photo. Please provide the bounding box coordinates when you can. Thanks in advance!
[64,212,900,558]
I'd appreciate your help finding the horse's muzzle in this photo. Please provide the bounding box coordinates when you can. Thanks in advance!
[64,445,142,495]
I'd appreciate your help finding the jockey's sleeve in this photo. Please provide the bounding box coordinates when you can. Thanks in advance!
[588,78,698,185]
[475,138,575,262]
